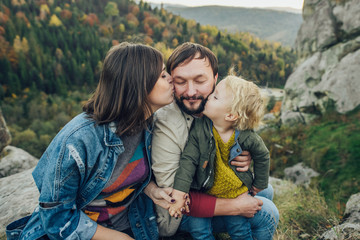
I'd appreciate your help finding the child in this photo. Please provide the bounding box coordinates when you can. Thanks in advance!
[170,75,270,238]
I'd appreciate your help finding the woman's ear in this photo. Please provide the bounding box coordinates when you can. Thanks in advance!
[225,113,238,122]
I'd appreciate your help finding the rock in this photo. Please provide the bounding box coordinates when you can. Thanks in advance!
[332,0,360,36]
[320,193,360,239]
[296,0,337,57]
[281,40,360,124]
[281,0,360,124]
[260,88,285,102]
[343,193,360,225]
[0,167,39,236]
[284,162,319,186]
[320,223,360,240]
[0,108,11,153]
[269,176,297,196]
[313,49,360,114]
[263,113,276,121]
[0,146,38,178]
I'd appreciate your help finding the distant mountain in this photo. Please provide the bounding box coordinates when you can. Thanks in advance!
[161,5,303,47]
[265,7,302,14]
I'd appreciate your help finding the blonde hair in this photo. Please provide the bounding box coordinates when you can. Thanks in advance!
[224,75,264,130]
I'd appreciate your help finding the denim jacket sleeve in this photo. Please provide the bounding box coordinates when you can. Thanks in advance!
[35,140,98,240]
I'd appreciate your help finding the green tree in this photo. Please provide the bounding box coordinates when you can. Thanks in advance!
[8,72,21,94]
[104,2,119,17]
[83,62,94,86]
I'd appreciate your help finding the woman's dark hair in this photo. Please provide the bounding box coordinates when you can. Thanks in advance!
[83,42,163,135]
[166,42,218,76]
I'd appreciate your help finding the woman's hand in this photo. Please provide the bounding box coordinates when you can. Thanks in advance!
[144,181,174,210]
[168,189,187,218]
[230,150,252,172]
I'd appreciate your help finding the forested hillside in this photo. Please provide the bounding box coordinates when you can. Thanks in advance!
[0,0,297,157]
[0,0,297,97]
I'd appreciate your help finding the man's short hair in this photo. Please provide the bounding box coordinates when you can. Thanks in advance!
[167,42,218,76]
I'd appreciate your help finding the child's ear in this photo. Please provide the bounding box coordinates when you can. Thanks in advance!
[225,113,238,122]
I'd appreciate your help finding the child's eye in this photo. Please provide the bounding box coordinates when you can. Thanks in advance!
[162,75,167,78]
[214,96,218,100]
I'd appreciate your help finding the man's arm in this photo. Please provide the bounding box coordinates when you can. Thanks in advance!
[214,192,263,218]
[151,114,186,188]
[143,181,174,210]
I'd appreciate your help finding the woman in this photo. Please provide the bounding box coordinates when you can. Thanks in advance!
[6,42,174,240]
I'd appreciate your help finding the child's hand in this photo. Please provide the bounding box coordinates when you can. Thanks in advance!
[168,189,187,218]
[250,186,263,196]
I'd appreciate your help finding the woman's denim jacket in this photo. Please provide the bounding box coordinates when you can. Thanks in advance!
[6,113,158,240]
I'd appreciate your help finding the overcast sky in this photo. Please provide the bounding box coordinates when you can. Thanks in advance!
[147,0,304,9]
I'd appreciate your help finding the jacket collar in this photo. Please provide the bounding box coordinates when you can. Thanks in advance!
[173,102,194,131]
[103,120,154,147]
[103,122,123,147]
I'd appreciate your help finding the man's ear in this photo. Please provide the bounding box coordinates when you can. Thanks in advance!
[225,113,238,122]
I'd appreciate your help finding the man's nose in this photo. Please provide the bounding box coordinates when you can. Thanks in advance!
[186,81,196,96]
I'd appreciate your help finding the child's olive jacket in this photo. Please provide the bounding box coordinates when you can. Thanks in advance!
[173,116,270,194]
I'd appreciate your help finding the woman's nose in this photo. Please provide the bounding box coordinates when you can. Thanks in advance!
[168,76,173,84]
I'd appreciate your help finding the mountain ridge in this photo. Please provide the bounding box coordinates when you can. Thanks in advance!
[158,4,303,47]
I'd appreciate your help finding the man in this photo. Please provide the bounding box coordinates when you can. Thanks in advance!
[152,42,279,239]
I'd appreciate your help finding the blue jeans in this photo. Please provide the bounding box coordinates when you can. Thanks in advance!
[178,185,279,240]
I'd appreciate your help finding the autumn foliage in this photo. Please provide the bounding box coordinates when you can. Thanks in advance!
[0,0,296,100]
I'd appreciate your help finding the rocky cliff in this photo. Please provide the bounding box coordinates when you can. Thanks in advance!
[281,0,360,124]
[0,108,11,153]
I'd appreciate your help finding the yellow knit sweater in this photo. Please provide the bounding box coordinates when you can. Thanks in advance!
[207,126,248,198]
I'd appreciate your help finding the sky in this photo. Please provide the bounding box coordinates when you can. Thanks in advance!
[148,0,304,9]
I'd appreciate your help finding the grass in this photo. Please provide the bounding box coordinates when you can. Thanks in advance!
[273,186,338,240]
[260,110,360,215]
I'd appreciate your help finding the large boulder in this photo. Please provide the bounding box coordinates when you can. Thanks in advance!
[0,167,38,237]
[320,193,360,240]
[281,0,360,124]
[296,0,337,56]
[0,146,38,178]
[284,162,319,186]
[0,108,11,153]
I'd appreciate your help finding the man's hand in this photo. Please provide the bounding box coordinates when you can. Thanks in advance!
[144,181,174,210]
[230,150,251,172]
[214,192,262,218]
[232,192,263,218]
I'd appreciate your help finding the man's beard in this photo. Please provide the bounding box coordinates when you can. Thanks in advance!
[175,95,207,115]
[175,85,215,115]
